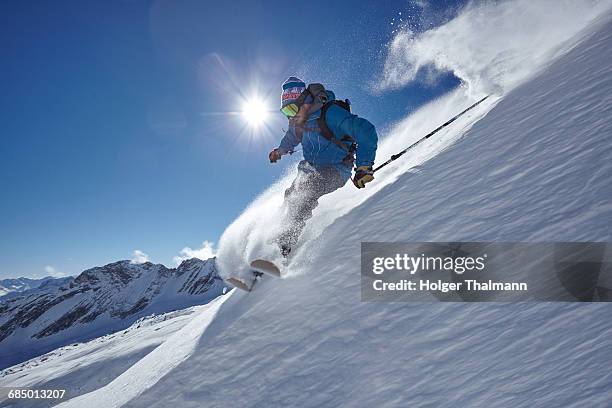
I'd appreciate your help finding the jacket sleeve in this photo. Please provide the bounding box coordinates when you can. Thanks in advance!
[336,110,378,168]
[277,127,300,155]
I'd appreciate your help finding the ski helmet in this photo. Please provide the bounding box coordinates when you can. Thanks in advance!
[280,76,306,109]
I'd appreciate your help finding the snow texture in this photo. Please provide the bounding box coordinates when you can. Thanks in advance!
[0,306,206,408]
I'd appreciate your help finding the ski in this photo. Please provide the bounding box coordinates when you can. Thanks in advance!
[250,259,282,278]
[226,260,281,293]
[226,276,255,292]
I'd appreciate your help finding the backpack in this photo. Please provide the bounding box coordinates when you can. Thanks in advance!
[318,99,354,153]
[297,83,355,154]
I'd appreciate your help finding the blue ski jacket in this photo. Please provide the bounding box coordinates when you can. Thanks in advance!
[276,92,378,177]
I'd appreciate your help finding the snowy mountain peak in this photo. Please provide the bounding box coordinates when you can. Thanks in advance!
[0,257,227,370]
[74,260,162,286]
[176,257,215,273]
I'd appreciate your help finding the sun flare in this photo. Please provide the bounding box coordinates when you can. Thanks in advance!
[241,98,269,127]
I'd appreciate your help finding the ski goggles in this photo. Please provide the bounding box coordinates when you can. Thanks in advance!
[280,103,300,118]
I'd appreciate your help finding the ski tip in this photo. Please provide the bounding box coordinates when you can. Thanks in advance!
[226,277,252,292]
[250,259,281,278]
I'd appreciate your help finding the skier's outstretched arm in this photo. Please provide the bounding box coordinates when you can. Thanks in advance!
[270,127,300,163]
[277,127,300,154]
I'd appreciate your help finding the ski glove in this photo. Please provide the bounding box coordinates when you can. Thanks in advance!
[353,165,374,189]
[269,149,282,163]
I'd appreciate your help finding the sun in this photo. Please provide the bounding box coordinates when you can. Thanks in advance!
[241,98,269,127]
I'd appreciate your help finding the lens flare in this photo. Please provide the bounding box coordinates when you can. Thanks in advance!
[241,98,269,127]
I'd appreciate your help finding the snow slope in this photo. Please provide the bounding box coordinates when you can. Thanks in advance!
[0,306,208,408]
[58,2,612,407]
[215,0,612,281]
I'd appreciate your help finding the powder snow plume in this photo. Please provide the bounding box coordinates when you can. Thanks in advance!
[216,0,612,280]
[377,0,612,95]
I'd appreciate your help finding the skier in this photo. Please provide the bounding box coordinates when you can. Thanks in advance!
[269,77,378,257]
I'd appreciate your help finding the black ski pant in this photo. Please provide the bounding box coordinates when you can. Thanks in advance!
[277,160,349,250]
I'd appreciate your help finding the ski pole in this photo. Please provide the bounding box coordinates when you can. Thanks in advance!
[373,95,489,173]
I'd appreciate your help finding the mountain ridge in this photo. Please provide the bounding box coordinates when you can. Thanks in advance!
[0,257,227,370]
[0,276,72,299]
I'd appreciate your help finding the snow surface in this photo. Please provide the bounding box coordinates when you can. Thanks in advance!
[0,306,208,408]
[13,1,612,406]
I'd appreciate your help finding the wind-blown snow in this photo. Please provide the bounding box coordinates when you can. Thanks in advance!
[50,3,612,407]
[377,0,612,94]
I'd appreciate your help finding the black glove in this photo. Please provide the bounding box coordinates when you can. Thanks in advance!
[353,166,374,188]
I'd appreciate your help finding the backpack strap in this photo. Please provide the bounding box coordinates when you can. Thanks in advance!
[317,101,354,153]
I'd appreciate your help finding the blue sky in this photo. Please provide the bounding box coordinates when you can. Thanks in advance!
[0,0,465,278]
